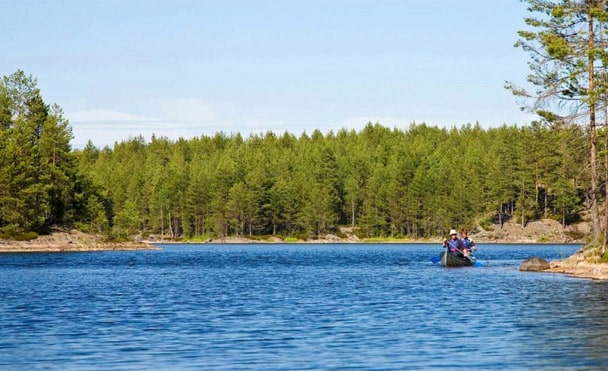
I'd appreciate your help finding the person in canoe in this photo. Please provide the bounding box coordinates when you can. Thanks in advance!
[433,229,480,267]
[442,229,465,257]
[460,229,476,257]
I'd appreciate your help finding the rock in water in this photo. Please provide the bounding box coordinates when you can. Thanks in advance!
[520,257,550,271]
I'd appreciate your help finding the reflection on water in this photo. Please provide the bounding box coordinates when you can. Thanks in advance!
[1,243,607,369]
[576,282,608,365]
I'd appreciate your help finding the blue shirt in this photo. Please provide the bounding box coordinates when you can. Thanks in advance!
[446,238,463,253]
[462,237,474,249]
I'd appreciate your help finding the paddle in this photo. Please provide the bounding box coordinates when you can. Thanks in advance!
[465,254,483,267]
[458,249,483,267]
[430,238,451,264]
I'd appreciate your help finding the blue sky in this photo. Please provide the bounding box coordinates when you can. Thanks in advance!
[2,0,535,148]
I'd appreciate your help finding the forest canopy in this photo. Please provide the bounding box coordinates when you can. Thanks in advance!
[0,71,591,241]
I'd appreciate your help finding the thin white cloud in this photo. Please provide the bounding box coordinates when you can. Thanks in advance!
[66,105,538,150]
[68,109,160,123]
[66,108,417,149]
[67,102,267,148]
[160,98,216,124]
[67,108,177,148]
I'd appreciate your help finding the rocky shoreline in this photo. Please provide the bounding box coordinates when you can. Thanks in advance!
[2,218,582,251]
[0,229,158,253]
[544,249,608,280]
[0,242,158,253]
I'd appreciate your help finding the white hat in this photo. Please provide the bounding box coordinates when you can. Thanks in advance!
[449,229,458,236]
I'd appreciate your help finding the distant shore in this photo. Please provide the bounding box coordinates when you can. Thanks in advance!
[0,218,584,253]
[0,241,158,253]
[0,228,158,253]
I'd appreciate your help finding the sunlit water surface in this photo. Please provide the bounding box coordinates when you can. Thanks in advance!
[2,243,608,370]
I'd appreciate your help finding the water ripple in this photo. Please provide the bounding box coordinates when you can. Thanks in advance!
[2,243,605,369]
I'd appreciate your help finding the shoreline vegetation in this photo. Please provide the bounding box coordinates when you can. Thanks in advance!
[2,218,605,280]
[1,217,585,253]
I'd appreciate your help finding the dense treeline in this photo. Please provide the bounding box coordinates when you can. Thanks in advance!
[77,122,590,240]
[0,71,75,238]
[0,71,595,241]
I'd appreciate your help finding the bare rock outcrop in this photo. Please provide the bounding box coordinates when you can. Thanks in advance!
[519,257,550,271]
[546,248,608,280]
[0,228,157,252]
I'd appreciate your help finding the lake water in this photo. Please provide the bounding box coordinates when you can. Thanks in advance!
[1,243,608,370]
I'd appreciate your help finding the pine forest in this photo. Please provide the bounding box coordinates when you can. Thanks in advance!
[0,71,591,242]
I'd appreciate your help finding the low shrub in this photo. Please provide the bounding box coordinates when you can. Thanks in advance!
[478,216,493,231]
[0,225,38,241]
[564,230,586,241]
[15,231,38,241]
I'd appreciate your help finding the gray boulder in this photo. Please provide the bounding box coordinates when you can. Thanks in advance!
[519,257,550,271]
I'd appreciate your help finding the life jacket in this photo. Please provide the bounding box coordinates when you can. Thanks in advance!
[462,237,473,249]
[446,238,462,253]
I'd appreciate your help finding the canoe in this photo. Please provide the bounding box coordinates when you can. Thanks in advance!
[440,251,474,267]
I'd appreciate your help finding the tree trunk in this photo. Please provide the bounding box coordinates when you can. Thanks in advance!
[520,181,526,228]
[498,208,503,228]
[351,199,356,227]
[588,13,600,245]
[160,205,164,238]
[604,104,608,254]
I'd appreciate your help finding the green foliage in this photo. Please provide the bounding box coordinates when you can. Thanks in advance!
[69,119,590,241]
[564,229,586,242]
[113,201,140,236]
[0,225,38,241]
[510,0,608,243]
[0,70,599,241]
[478,216,493,231]
[0,71,76,235]
[17,231,38,241]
